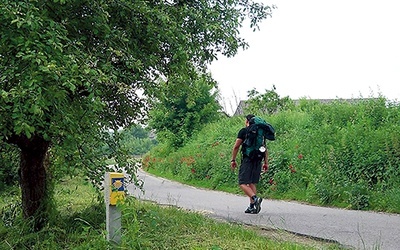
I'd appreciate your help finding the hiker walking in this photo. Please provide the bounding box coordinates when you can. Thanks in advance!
[230,114,273,214]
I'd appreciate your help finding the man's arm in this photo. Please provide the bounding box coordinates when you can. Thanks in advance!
[230,138,242,170]
[263,139,269,172]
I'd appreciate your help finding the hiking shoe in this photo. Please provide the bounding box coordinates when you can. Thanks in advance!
[254,197,263,214]
[244,206,257,214]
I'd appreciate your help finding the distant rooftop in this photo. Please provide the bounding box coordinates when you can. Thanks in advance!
[233,98,374,116]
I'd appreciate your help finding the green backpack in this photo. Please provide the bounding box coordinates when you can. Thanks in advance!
[243,116,275,161]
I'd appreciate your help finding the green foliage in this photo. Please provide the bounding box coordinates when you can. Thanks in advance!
[148,73,222,148]
[269,97,400,211]
[0,176,109,249]
[0,0,272,166]
[1,176,339,250]
[0,0,272,223]
[146,92,400,213]
[120,198,328,250]
[144,116,242,192]
[112,125,158,157]
[0,143,19,191]
[244,85,295,115]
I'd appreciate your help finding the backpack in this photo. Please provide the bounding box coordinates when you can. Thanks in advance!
[243,116,275,161]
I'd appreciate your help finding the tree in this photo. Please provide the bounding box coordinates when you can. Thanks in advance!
[0,0,273,229]
[149,73,221,148]
[245,86,294,115]
[119,125,158,156]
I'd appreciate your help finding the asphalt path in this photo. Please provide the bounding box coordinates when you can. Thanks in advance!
[127,170,400,250]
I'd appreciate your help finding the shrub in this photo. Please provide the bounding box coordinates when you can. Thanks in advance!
[146,97,400,213]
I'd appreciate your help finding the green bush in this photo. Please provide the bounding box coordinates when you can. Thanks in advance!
[0,143,19,192]
[145,97,400,213]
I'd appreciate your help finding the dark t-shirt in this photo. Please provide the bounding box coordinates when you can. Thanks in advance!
[237,127,246,141]
[237,127,247,155]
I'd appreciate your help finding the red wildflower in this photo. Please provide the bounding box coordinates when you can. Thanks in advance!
[181,156,195,166]
[191,168,196,173]
[298,154,303,159]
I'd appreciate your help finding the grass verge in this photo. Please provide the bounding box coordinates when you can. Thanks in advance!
[1,176,343,249]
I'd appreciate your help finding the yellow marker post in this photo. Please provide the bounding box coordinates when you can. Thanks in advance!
[109,173,125,205]
[105,172,125,244]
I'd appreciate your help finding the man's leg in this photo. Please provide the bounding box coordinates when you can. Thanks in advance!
[239,184,256,202]
[240,184,257,213]
[239,183,257,203]
[249,184,257,197]
[239,158,262,213]
[249,183,262,213]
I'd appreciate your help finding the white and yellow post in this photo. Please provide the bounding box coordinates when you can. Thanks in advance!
[105,172,125,244]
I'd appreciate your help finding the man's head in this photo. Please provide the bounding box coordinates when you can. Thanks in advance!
[245,114,255,126]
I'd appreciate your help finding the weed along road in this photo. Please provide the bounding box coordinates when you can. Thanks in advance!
[128,170,400,250]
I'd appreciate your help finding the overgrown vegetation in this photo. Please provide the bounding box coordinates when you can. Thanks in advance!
[0,0,273,229]
[148,73,221,149]
[0,176,342,249]
[104,125,157,158]
[144,92,400,213]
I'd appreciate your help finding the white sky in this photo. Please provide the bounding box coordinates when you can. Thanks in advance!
[208,0,400,114]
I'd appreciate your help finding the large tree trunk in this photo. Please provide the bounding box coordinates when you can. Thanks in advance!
[14,134,50,230]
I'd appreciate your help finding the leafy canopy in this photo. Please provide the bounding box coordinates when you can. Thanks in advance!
[149,73,221,148]
[245,86,294,115]
[0,0,273,182]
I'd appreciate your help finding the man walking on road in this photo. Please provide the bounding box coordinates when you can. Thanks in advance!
[231,114,269,214]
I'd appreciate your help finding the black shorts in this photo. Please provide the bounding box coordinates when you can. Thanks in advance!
[238,157,262,185]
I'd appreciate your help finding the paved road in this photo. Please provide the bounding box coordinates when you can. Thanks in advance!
[127,170,400,250]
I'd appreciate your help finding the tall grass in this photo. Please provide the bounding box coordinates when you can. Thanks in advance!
[144,98,400,213]
[0,176,342,249]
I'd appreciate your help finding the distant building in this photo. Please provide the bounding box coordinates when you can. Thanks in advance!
[233,100,247,116]
[233,98,376,116]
